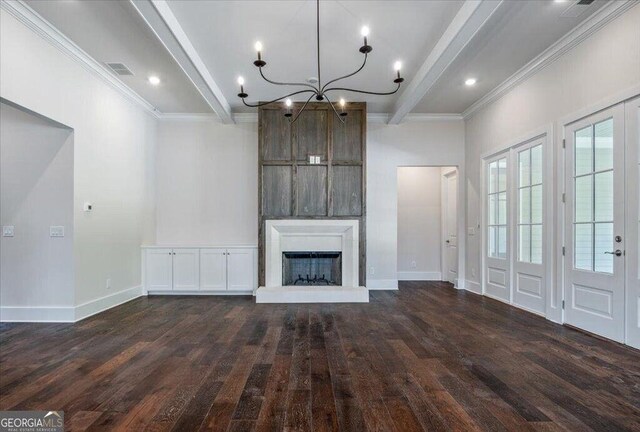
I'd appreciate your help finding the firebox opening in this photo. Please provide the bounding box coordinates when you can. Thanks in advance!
[282,252,342,286]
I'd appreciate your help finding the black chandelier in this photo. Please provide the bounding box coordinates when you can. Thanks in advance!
[236,0,404,123]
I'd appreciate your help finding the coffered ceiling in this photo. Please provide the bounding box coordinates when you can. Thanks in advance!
[22,0,614,121]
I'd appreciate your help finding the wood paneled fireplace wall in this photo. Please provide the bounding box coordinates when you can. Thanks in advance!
[258,102,366,286]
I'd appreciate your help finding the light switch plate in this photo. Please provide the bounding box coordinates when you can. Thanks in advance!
[468,227,476,236]
[50,226,65,237]
[2,226,14,237]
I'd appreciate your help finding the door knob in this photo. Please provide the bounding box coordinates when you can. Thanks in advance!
[446,240,450,244]
[604,250,622,256]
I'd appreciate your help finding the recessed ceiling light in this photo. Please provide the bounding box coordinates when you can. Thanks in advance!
[554,0,567,3]
[465,78,477,86]
[148,75,161,86]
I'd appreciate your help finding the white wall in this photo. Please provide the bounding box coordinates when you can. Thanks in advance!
[368,121,466,289]
[1,10,157,317]
[154,119,465,289]
[464,5,640,310]
[1,103,74,312]
[155,120,258,245]
[397,166,443,279]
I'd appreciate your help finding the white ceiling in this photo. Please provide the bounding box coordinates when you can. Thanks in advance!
[23,0,608,117]
[165,0,464,113]
[414,0,606,113]
[25,0,212,113]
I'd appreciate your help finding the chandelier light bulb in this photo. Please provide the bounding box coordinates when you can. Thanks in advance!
[394,61,402,72]
[360,26,370,37]
[285,98,292,108]
[339,98,346,108]
[237,76,245,86]
[254,41,263,52]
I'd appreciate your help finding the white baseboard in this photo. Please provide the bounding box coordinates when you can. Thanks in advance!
[0,305,75,322]
[1,285,144,323]
[367,279,399,290]
[147,290,253,296]
[75,285,144,322]
[397,271,442,281]
[465,280,482,294]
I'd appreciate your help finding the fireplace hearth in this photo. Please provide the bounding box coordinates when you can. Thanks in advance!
[282,252,342,286]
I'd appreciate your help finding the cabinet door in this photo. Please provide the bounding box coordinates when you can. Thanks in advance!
[146,249,173,291]
[173,249,200,291]
[227,249,255,291]
[200,248,227,290]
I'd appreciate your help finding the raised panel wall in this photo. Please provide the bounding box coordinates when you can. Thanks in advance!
[258,102,366,286]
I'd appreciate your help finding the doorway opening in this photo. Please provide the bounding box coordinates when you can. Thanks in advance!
[397,166,458,286]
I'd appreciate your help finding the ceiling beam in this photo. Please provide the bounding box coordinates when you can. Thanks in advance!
[130,0,234,124]
[388,0,502,125]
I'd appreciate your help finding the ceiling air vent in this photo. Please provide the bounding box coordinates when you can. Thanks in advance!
[560,0,595,18]
[106,62,134,76]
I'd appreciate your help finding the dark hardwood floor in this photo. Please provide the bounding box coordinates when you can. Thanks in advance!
[1,281,639,431]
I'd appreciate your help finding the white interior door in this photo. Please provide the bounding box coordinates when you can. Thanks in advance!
[227,248,255,291]
[513,140,546,315]
[173,248,200,291]
[564,105,625,342]
[485,154,510,302]
[443,170,458,284]
[146,248,173,291]
[625,96,640,349]
[200,248,227,290]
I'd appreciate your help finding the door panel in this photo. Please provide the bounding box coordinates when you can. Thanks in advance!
[444,170,458,284]
[146,249,173,291]
[227,249,255,291]
[200,248,227,290]
[565,105,625,342]
[626,96,640,349]
[514,141,546,315]
[485,155,510,301]
[173,249,200,291]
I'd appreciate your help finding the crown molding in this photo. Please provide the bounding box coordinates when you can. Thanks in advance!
[368,113,463,124]
[462,0,638,120]
[1,0,161,118]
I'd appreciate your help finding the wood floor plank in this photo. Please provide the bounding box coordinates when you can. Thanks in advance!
[1,283,639,431]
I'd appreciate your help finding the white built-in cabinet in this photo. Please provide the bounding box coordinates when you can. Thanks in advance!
[143,247,256,293]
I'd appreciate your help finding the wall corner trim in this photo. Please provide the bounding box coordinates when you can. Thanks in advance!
[397,271,443,281]
[462,0,638,119]
[465,279,482,294]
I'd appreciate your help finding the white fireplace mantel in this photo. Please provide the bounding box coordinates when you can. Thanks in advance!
[256,219,368,303]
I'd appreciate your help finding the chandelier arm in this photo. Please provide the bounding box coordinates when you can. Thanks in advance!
[320,53,368,93]
[241,89,317,108]
[259,67,318,91]
[323,93,346,124]
[323,82,401,96]
[289,93,316,123]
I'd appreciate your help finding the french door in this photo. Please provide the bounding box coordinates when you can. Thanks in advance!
[625,96,640,349]
[485,153,510,302]
[513,140,546,315]
[564,105,625,342]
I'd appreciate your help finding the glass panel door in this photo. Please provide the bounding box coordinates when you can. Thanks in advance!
[485,154,510,302]
[565,104,625,343]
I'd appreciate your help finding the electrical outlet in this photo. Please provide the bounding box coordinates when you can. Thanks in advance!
[369,266,375,275]
[410,260,417,269]
[2,226,14,237]
[50,226,64,237]
[106,278,111,289]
